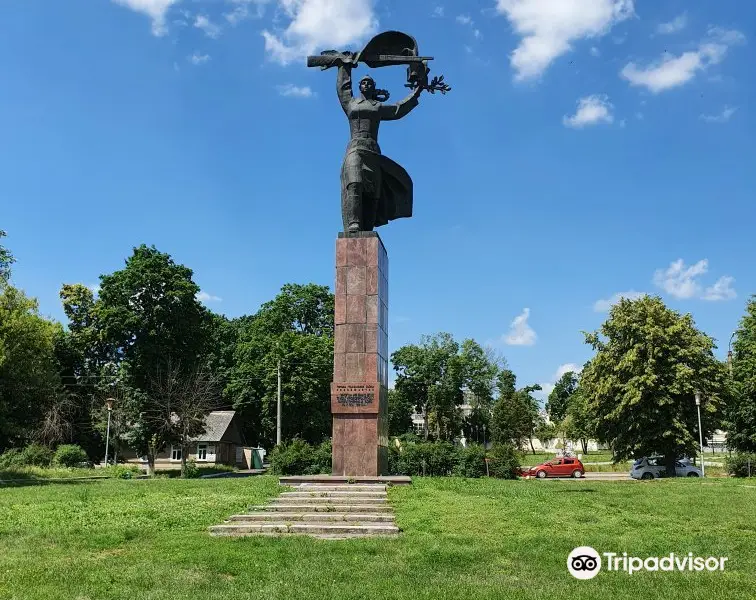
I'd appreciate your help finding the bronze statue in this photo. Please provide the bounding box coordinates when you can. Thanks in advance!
[308,31,451,233]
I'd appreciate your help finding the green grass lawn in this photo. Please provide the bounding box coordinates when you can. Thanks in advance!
[1,476,754,599]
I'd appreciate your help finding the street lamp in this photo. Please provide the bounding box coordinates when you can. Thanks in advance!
[694,392,705,478]
[482,424,487,448]
[104,398,114,467]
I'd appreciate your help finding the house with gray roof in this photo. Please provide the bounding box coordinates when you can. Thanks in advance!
[123,410,249,470]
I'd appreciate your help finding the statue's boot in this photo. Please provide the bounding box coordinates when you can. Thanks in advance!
[345,184,362,233]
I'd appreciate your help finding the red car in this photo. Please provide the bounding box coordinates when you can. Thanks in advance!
[520,457,585,479]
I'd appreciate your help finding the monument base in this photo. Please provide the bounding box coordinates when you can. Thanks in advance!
[331,233,389,476]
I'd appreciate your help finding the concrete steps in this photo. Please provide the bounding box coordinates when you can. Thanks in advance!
[249,503,393,513]
[209,482,400,539]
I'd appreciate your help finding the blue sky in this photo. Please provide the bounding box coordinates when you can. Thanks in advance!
[1,0,754,398]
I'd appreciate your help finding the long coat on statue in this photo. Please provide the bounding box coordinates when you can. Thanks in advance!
[338,65,415,229]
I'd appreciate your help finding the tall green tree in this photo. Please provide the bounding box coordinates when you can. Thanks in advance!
[546,371,578,423]
[563,387,594,455]
[490,370,542,453]
[0,285,62,450]
[392,334,499,441]
[388,388,414,437]
[227,284,334,448]
[580,296,728,475]
[96,245,210,471]
[727,296,756,452]
[0,230,14,284]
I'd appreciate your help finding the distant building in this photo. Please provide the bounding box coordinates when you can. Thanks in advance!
[122,410,257,470]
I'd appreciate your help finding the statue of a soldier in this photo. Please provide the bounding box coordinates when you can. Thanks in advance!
[308,31,451,233]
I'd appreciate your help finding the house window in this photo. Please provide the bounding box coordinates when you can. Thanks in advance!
[197,444,208,461]
[171,446,182,461]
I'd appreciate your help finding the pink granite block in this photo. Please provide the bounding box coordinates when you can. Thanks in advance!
[345,352,366,381]
[365,353,378,382]
[333,353,346,382]
[334,324,346,353]
[346,266,366,296]
[334,295,346,325]
[366,295,379,324]
[366,265,378,295]
[364,325,378,354]
[344,324,365,353]
[346,295,366,323]
[336,240,348,267]
[367,238,379,267]
[347,238,367,266]
[336,266,347,296]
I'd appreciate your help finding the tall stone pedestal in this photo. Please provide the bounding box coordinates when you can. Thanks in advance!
[331,232,389,476]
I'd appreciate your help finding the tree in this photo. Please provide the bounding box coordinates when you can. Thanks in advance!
[727,297,756,453]
[563,387,593,455]
[96,245,209,472]
[490,370,541,453]
[0,230,14,284]
[546,371,578,423]
[392,333,499,441]
[146,362,221,478]
[0,285,62,450]
[580,296,728,476]
[388,388,414,436]
[227,284,334,448]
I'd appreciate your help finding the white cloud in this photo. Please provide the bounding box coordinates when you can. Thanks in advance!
[457,15,473,25]
[707,27,746,46]
[504,308,537,346]
[621,27,745,93]
[702,276,737,301]
[188,52,210,65]
[590,46,600,56]
[536,363,583,401]
[700,106,737,123]
[112,0,180,36]
[657,12,687,35]
[495,0,634,81]
[563,94,614,128]
[593,290,646,312]
[555,363,582,379]
[433,6,445,18]
[653,259,709,299]
[225,0,269,25]
[262,0,378,66]
[194,14,222,39]
[197,291,222,303]
[276,83,315,97]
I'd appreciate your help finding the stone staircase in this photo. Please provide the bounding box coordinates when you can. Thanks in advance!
[209,483,399,539]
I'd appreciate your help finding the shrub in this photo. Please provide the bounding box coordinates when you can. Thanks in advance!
[20,444,54,467]
[0,448,24,469]
[487,443,521,479]
[311,439,332,474]
[270,439,331,475]
[54,444,89,467]
[389,440,462,477]
[455,444,487,478]
[725,452,756,478]
[183,459,200,479]
[106,464,141,479]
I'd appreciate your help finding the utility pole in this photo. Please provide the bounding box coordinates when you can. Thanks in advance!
[695,392,705,478]
[104,398,114,466]
[276,359,282,446]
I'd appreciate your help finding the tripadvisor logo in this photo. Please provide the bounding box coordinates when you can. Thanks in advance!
[567,547,728,579]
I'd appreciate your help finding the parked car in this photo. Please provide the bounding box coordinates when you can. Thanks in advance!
[520,457,585,479]
[630,456,702,480]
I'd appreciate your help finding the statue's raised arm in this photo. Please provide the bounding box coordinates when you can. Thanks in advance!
[307,31,451,234]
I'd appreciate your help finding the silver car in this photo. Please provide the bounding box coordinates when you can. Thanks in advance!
[630,456,702,480]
